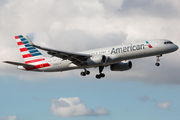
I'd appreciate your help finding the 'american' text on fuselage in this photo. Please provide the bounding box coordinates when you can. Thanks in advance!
[111,44,145,54]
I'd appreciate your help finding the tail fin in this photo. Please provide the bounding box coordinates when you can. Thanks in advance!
[15,35,45,64]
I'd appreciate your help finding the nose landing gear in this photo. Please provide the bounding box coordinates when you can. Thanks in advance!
[155,62,160,66]
[155,55,162,66]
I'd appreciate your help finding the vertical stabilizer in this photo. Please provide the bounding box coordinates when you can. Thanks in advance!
[15,35,45,64]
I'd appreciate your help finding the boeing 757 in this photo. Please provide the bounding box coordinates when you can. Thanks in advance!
[4,35,178,79]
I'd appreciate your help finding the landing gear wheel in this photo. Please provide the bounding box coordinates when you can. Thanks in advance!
[80,72,86,76]
[85,70,90,75]
[155,63,160,66]
[96,74,101,79]
[100,73,105,78]
[80,69,90,77]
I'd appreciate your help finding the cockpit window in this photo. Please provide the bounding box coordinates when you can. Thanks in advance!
[164,41,173,44]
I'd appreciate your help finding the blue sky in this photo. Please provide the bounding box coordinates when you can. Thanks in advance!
[1,75,180,120]
[1,0,180,120]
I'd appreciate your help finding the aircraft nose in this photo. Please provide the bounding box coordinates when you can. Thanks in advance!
[174,44,179,51]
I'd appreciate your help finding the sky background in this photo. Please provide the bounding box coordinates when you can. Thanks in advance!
[0,0,180,120]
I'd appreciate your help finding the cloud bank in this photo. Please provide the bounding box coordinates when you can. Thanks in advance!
[138,95,172,110]
[0,0,180,84]
[0,116,18,120]
[50,97,109,117]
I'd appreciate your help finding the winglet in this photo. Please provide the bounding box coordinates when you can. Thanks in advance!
[26,35,34,46]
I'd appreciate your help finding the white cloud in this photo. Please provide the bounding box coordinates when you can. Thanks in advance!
[157,101,171,109]
[50,97,109,117]
[0,0,180,84]
[0,116,18,120]
[99,0,124,13]
[139,95,150,102]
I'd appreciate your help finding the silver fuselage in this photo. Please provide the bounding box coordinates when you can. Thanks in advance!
[23,39,178,72]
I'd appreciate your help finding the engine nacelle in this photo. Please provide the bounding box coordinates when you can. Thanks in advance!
[87,55,106,66]
[110,61,132,71]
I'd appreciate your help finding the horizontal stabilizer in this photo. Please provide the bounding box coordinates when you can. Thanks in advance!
[3,61,34,67]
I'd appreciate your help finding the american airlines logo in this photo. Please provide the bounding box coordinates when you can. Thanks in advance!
[111,44,145,54]
[146,41,153,48]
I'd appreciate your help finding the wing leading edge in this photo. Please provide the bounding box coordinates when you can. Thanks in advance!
[26,35,91,66]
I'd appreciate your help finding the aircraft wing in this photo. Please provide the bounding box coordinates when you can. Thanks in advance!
[3,61,35,67]
[26,35,91,66]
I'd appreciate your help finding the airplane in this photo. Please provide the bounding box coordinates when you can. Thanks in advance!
[3,35,179,79]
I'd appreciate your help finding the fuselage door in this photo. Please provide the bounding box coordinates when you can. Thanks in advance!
[155,40,159,48]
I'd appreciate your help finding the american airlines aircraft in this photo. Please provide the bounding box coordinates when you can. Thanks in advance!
[4,35,178,79]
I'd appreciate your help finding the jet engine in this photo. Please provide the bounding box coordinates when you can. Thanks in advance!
[87,55,106,66]
[110,61,132,71]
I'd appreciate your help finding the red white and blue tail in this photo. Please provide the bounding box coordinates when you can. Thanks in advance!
[15,35,45,65]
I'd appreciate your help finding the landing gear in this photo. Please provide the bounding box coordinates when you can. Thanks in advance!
[80,66,106,79]
[80,69,90,76]
[96,73,105,79]
[155,55,162,66]
[96,66,105,79]
[155,63,160,66]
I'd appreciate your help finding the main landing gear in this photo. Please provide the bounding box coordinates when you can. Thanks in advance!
[155,55,162,66]
[96,66,105,79]
[80,66,106,79]
[80,69,90,76]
